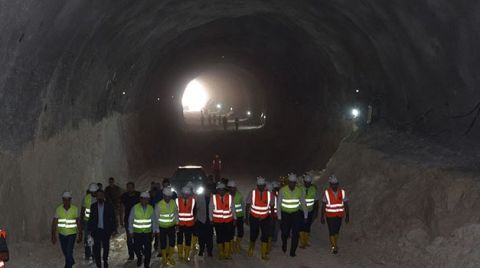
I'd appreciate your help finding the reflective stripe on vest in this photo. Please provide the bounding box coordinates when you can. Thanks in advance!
[56,205,78,236]
[176,197,195,227]
[324,189,345,217]
[212,194,233,223]
[280,186,301,213]
[305,186,317,212]
[83,194,92,220]
[272,193,278,217]
[157,200,176,228]
[250,189,271,219]
[133,203,154,233]
[234,192,244,217]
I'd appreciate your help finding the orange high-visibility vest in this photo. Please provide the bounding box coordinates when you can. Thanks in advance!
[212,193,233,223]
[324,188,346,218]
[176,196,195,227]
[250,189,271,219]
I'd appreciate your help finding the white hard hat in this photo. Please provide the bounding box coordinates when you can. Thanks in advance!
[62,191,72,199]
[304,175,313,183]
[266,182,273,191]
[257,177,266,185]
[227,180,236,188]
[163,187,173,196]
[181,186,192,195]
[329,175,339,184]
[216,182,226,189]
[288,174,297,182]
[272,181,280,188]
[88,183,99,193]
[140,191,150,199]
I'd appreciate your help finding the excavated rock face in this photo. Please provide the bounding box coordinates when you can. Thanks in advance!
[0,0,479,241]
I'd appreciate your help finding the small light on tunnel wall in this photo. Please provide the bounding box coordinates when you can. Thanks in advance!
[122,91,126,95]
[355,89,360,93]
[230,107,233,111]
[247,111,252,116]
[216,103,222,109]
[156,97,160,101]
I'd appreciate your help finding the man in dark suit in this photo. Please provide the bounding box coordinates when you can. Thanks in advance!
[88,189,117,268]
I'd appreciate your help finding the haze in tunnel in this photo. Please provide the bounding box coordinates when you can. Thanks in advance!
[1,0,480,267]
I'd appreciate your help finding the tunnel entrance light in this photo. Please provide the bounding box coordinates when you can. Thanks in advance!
[351,108,360,118]
[182,79,209,112]
[216,103,222,109]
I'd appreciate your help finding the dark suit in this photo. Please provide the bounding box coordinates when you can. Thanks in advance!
[88,202,117,268]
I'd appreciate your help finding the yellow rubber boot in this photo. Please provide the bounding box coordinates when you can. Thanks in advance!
[224,242,232,259]
[161,249,168,266]
[218,243,225,260]
[305,232,311,247]
[261,242,270,260]
[299,232,307,249]
[177,244,184,261]
[168,247,176,265]
[191,235,198,250]
[329,235,337,254]
[184,246,191,262]
[247,241,255,256]
[237,237,243,252]
[267,237,272,254]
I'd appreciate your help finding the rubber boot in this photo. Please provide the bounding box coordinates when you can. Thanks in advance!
[329,236,337,254]
[299,232,306,249]
[335,234,339,251]
[267,237,272,254]
[177,244,184,261]
[261,242,270,260]
[224,242,232,259]
[305,232,311,247]
[161,249,168,267]
[218,243,225,260]
[184,246,191,262]
[168,247,176,265]
[236,237,243,252]
[247,241,255,256]
[191,235,198,250]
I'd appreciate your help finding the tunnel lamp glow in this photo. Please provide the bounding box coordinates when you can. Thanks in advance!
[122,91,126,95]
[182,79,209,112]
[196,186,205,195]
[355,89,360,93]
[216,104,222,109]
[351,108,360,118]
[230,107,233,111]
[247,111,252,116]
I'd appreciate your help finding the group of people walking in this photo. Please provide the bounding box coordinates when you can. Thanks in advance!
[50,173,349,268]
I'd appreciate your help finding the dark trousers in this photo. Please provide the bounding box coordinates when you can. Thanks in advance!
[214,222,234,244]
[326,217,343,235]
[124,218,135,258]
[159,226,176,250]
[250,216,271,243]
[235,217,244,238]
[59,234,76,268]
[270,218,280,242]
[93,229,110,268]
[300,211,315,232]
[281,211,302,254]
[177,226,193,246]
[197,221,213,255]
[134,233,152,268]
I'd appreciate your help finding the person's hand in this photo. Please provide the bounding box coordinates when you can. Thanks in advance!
[51,235,57,245]
[345,215,350,224]
[320,217,325,224]
[77,234,83,243]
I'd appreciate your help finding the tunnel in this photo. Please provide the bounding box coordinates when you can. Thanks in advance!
[1,1,480,267]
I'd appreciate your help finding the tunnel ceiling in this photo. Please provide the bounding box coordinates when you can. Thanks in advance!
[1,0,480,153]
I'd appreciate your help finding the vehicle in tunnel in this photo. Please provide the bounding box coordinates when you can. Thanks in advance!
[171,165,207,195]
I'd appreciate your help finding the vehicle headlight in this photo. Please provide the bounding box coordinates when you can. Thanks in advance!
[196,186,204,195]
[171,187,176,193]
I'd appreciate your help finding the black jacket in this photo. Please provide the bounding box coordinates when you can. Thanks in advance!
[88,201,117,236]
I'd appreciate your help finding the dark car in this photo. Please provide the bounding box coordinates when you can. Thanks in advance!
[171,166,207,195]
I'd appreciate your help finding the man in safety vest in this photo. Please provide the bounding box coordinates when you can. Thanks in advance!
[227,179,244,253]
[266,181,280,254]
[153,187,178,266]
[176,186,195,262]
[0,229,9,268]
[81,183,99,262]
[128,191,155,268]
[51,191,82,268]
[277,174,308,257]
[246,177,274,260]
[209,182,236,260]
[320,175,349,254]
[186,181,199,252]
[299,175,320,249]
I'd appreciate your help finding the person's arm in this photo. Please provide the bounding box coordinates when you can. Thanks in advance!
[152,205,159,233]
[209,195,214,222]
[344,202,350,223]
[80,206,85,222]
[110,203,118,234]
[277,190,282,220]
[51,217,58,244]
[174,202,179,224]
[76,217,83,243]
[300,189,308,219]
[230,195,236,220]
[128,207,135,235]
[245,191,252,224]
[320,202,327,224]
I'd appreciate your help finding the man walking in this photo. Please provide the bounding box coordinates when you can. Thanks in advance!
[105,177,123,230]
[176,186,196,262]
[128,192,155,268]
[81,183,98,262]
[227,180,244,253]
[320,175,349,254]
[121,182,140,261]
[195,184,213,257]
[154,187,178,267]
[246,177,273,260]
[210,183,236,260]
[88,190,117,268]
[277,174,308,257]
[51,192,82,268]
[299,175,320,249]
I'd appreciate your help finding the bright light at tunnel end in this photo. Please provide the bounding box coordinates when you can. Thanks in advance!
[182,79,209,112]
